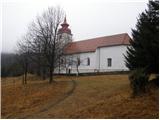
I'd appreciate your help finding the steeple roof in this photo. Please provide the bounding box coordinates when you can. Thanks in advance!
[64,16,67,24]
[58,16,71,35]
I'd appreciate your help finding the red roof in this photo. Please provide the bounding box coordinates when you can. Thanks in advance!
[64,33,131,54]
[58,28,71,34]
[58,17,72,35]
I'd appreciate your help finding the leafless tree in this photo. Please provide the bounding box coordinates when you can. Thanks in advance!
[26,7,65,83]
[17,6,69,83]
[25,31,47,80]
[17,35,31,84]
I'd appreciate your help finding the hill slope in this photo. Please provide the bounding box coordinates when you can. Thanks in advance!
[1,74,159,118]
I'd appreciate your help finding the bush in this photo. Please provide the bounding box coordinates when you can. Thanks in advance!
[129,68,149,96]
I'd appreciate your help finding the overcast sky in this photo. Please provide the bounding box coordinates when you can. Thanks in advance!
[1,0,148,53]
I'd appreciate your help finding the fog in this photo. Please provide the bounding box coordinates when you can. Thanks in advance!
[2,0,148,53]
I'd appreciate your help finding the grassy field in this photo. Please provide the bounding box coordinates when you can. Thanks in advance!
[1,74,159,118]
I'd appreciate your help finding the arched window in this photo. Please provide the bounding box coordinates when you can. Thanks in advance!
[87,57,90,66]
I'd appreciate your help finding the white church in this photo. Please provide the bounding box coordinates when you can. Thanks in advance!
[56,17,131,74]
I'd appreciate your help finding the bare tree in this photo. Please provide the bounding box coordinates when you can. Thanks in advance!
[17,35,31,84]
[25,31,47,80]
[26,7,65,83]
[17,6,69,83]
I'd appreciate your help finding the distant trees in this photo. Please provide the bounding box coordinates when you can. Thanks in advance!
[17,7,66,83]
[1,53,23,77]
[125,1,159,95]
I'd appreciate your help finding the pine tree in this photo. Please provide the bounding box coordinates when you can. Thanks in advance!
[125,0,159,74]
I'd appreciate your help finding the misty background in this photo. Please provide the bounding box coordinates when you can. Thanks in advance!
[1,0,148,53]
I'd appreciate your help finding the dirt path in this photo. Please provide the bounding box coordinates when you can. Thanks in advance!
[21,75,131,118]
[21,79,77,118]
[40,80,77,112]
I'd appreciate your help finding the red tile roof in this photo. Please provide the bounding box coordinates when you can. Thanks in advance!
[64,33,131,54]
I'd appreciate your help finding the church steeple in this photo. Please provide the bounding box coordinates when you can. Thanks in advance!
[58,16,72,44]
[58,16,71,35]
[61,16,69,27]
[64,16,67,24]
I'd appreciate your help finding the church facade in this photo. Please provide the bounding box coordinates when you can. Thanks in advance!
[56,18,131,74]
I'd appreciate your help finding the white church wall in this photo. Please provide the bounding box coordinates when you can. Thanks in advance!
[99,45,129,72]
[67,52,96,73]
[95,48,100,71]
[55,45,129,74]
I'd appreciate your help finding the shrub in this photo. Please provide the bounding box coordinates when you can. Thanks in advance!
[129,68,149,96]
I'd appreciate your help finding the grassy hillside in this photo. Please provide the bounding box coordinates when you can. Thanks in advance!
[1,74,159,118]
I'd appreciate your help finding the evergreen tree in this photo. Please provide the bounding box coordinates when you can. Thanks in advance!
[125,0,159,74]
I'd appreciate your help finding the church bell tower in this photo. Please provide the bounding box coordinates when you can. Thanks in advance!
[58,16,72,45]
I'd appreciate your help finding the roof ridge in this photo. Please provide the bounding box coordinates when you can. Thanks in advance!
[72,33,128,43]
[64,33,130,54]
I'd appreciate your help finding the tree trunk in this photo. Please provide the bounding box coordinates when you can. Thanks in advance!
[58,59,61,74]
[37,65,41,76]
[22,74,25,85]
[24,71,27,84]
[42,67,46,80]
[24,62,28,84]
[49,66,53,83]
[76,65,79,76]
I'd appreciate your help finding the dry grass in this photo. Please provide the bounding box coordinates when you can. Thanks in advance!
[1,74,159,119]
[1,75,72,118]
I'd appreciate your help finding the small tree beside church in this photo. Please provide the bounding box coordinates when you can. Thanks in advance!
[125,0,159,95]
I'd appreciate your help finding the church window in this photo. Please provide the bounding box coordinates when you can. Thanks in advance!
[107,58,112,67]
[69,58,72,65]
[87,57,90,66]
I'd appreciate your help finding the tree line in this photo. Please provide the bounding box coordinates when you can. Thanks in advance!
[1,53,23,77]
